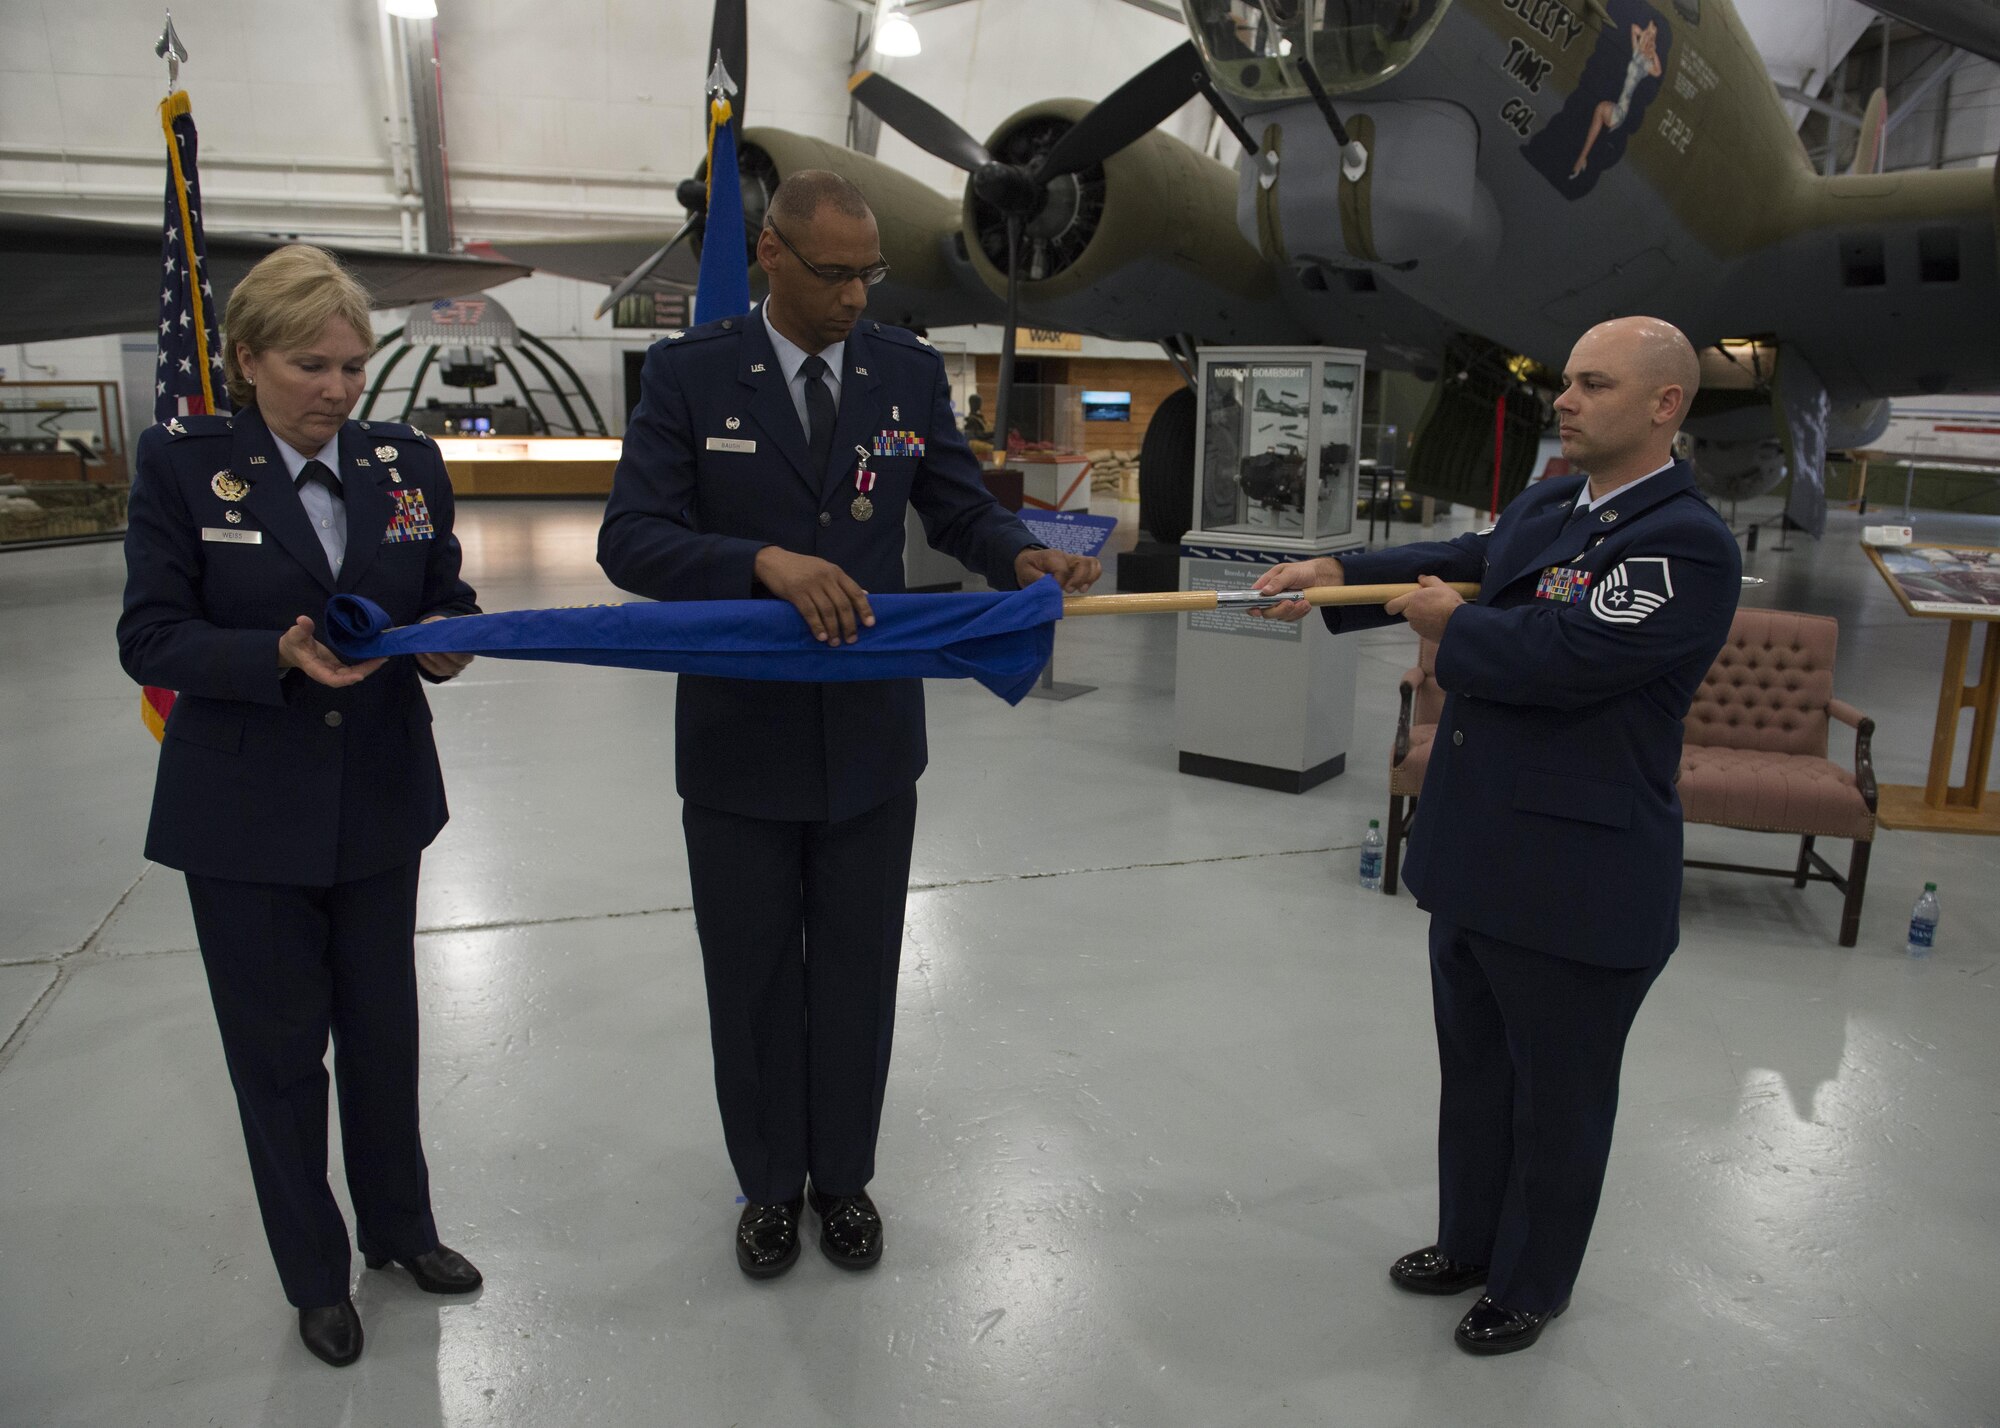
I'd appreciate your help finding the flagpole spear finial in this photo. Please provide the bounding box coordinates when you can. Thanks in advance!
[706,51,739,102]
[155,12,188,93]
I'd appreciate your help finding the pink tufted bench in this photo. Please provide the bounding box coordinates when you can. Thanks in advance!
[1382,610,1876,946]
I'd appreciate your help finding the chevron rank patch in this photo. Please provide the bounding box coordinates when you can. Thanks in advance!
[384,488,435,543]
[1535,564,1593,604]
[1588,556,1673,624]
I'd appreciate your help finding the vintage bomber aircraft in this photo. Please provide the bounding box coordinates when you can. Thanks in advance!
[488,0,1996,539]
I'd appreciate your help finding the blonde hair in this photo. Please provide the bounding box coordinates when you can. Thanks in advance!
[221,245,375,407]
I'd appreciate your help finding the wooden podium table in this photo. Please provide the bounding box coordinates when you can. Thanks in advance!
[1864,543,2000,834]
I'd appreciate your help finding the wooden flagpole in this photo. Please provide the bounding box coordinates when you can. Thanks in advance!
[1060,583,1478,617]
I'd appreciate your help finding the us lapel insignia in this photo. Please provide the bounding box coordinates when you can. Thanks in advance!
[375,444,397,462]
[210,470,248,501]
[750,362,767,373]
[854,366,869,377]
[247,455,267,465]
[355,458,371,467]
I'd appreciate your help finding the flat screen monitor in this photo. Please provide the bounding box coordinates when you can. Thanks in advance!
[1081,390,1131,422]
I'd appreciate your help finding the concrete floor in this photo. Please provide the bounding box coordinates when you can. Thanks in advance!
[2,492,1996,1428]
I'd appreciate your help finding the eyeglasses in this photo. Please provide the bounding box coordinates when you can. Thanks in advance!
[767,220,891,288]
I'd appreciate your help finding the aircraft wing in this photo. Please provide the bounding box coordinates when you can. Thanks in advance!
[0,212,533,345]
[1856,2,2000,65]
[465,234,700,296]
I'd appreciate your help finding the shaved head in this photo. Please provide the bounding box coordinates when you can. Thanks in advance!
[1588,315,1701,418]
[1554,316,1700,490]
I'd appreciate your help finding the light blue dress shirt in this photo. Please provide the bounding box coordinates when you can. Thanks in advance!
[270,429,347,578]
[760,302,845,439]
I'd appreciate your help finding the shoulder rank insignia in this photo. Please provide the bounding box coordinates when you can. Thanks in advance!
[210,470,248,502]
[375,445,397,462]
[165,417,186,436]
[1589,556,1674,625]
[666,329,686,340]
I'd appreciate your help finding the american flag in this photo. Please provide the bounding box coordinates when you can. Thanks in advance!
[144,89,230,741]
[154,90,228,425]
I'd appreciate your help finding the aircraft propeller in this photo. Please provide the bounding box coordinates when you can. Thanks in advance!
[850,42,1217,460]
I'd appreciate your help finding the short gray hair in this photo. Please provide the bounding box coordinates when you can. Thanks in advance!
[765,170,872,233]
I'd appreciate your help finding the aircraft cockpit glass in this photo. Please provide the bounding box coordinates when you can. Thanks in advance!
[1187,0,1451,100]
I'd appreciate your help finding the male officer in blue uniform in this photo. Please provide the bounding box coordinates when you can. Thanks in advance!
[598,171,1099,1279]
[1254,316,1740,1353]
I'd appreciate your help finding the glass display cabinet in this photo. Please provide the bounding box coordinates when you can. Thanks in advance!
[1192,347,1363,548]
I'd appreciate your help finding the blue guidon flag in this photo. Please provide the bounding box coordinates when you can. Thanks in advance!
[324,579,1067,705]
[154,90,228,426]
[693,58,751,326]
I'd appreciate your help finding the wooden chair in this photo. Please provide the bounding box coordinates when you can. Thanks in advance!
[1382,610,1876,946]
[1679,609,1876,947]
[1384,639,1443,896]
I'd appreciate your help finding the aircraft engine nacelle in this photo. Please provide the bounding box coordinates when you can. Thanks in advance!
[957,100,1285,342]
[1689,436,1788,503]
[1241,99,1497,271]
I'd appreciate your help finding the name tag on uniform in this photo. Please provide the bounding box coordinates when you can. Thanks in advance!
[706,436,757,454]
[201,527,262,545]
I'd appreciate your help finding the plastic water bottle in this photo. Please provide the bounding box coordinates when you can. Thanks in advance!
[1906,882,1940,957]
[1359,819,1384,892]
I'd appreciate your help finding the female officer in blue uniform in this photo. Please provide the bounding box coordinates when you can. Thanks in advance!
[1254,317,1740,1355]
[118,245,483,1367]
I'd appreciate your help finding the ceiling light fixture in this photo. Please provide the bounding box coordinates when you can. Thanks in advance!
[874,9,922,58]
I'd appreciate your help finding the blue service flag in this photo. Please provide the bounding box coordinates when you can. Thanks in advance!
[693,95,752,325]
[156,91,230,425]
[324,580,1066,705]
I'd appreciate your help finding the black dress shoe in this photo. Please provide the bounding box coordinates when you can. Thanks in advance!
[807,1186,883,1269]
[1454,1294,1570,1356]
[1389,1245,1488,1296]
[298,1298,363,1367]
[736,1197,805,1279]
[363,1244,483,1294]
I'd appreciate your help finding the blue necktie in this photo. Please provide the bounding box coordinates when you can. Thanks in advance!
[295,458,343,497]
[799,354,835,479]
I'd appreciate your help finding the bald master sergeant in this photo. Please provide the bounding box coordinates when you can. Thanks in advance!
[1254,316,1741,1355]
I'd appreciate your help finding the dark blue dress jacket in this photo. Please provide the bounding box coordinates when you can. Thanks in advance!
[598,307,1039,823]
[1326,460,1740,966]
[118,405,478,887]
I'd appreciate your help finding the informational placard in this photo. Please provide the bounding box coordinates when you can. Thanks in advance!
[1184,557,1301,642]
[1019,509,1117,559]
[1873,545,2000,615]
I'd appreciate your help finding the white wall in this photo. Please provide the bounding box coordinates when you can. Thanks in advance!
[1,0,1215,439]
